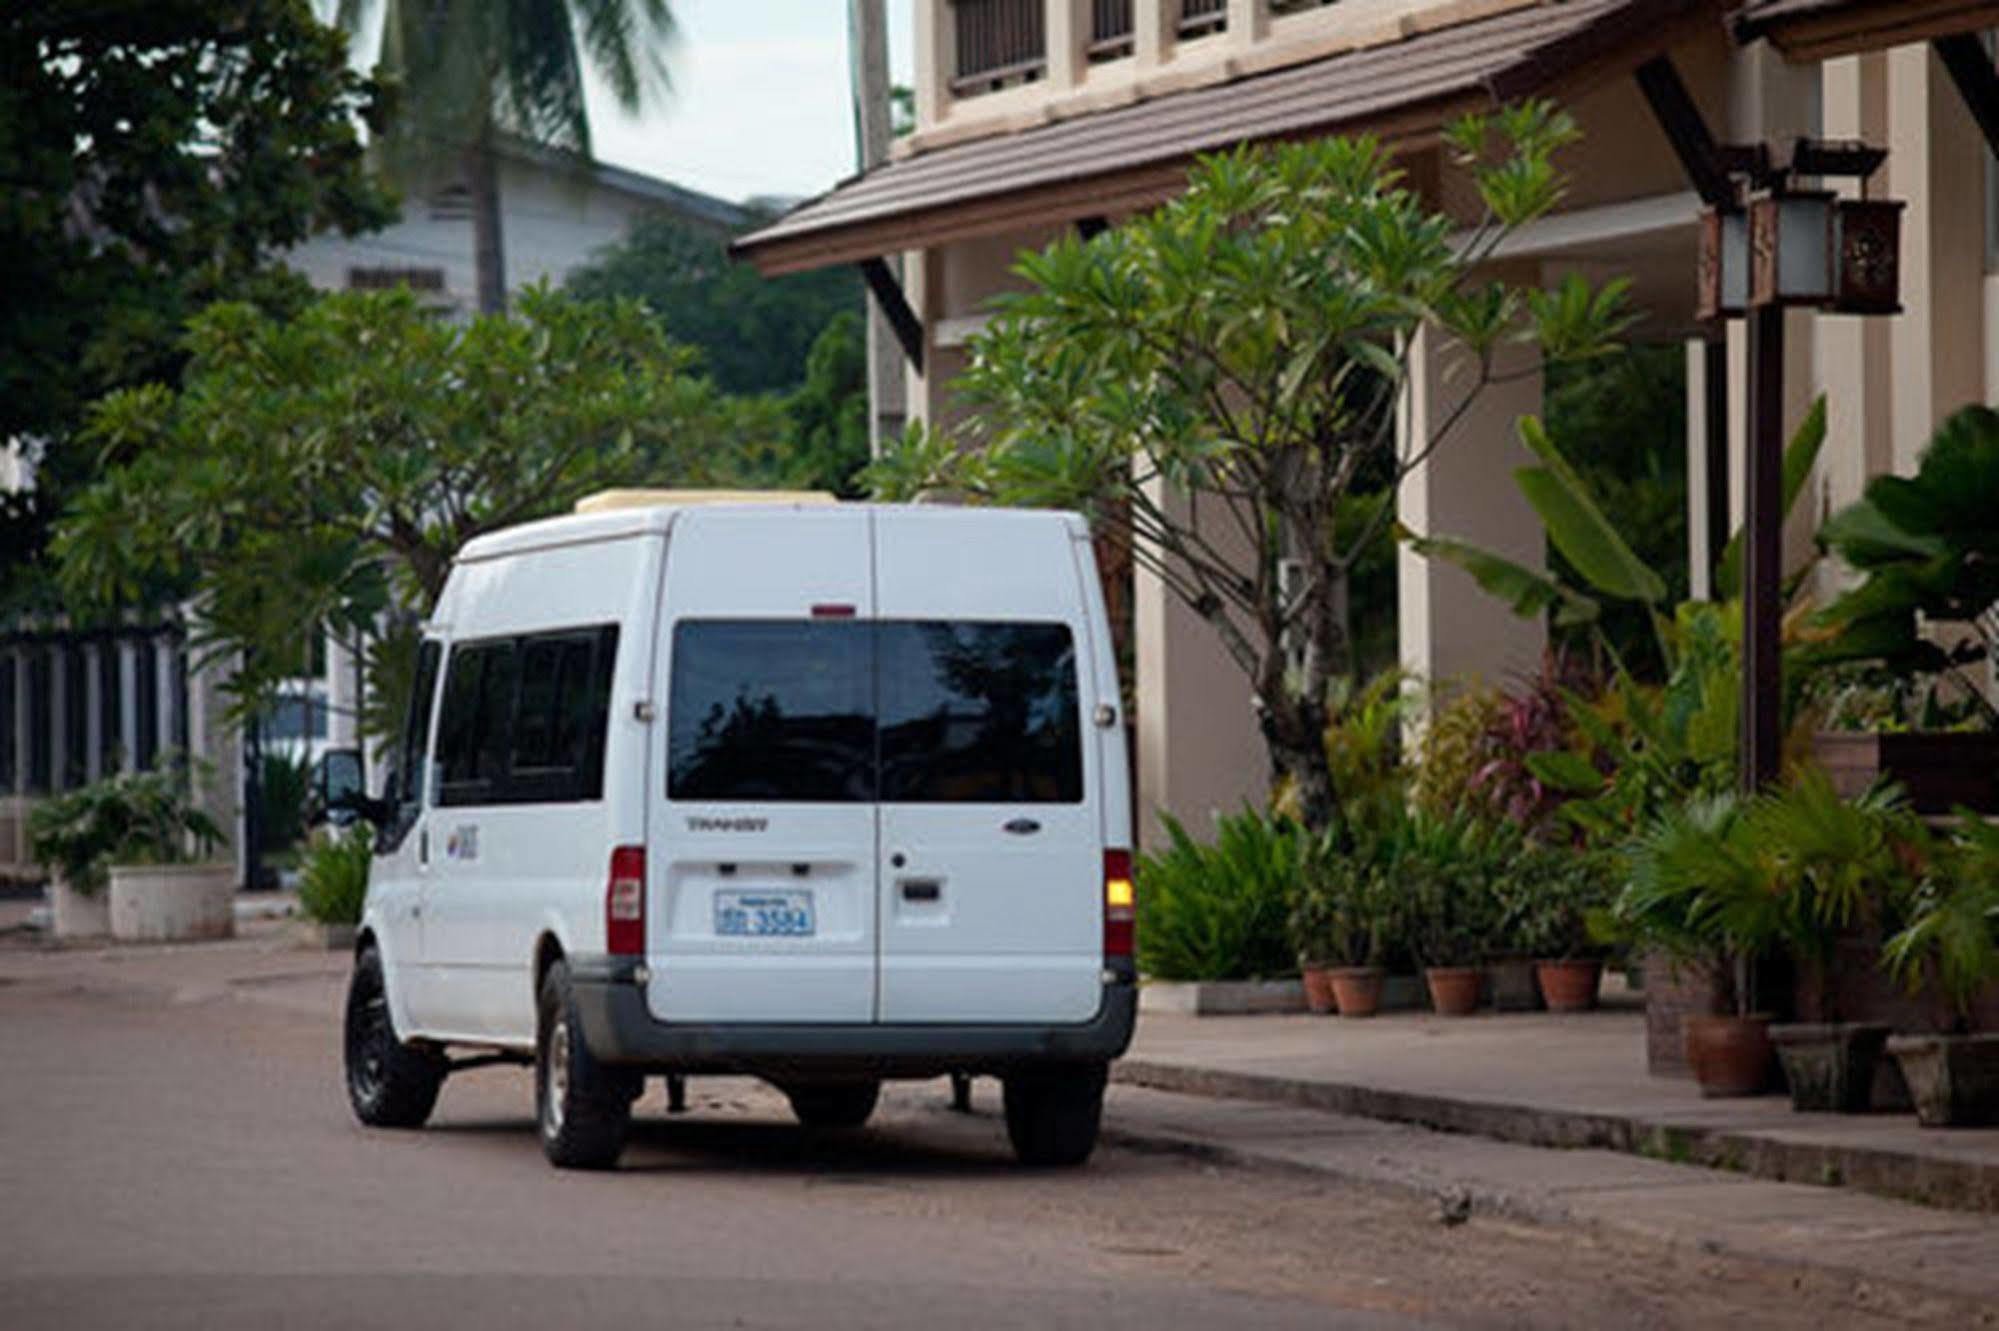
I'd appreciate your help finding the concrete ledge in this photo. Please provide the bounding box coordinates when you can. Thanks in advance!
[1115,1056,1999,1214]
[1139,979,1304,1016]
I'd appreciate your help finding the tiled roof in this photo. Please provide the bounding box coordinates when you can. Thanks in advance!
[736,0,1713,274]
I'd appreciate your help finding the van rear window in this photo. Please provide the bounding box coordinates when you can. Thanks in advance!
[666,620,1082,805]
[667,622,874,802]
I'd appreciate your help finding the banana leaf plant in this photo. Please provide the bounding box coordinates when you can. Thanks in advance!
[1808,404,1999,729]
[1401,396,1827,678]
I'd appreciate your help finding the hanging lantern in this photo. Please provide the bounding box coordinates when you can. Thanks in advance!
[1831,197,1903,315]
[1749,188,1836,308]
[1697,207,1750,321]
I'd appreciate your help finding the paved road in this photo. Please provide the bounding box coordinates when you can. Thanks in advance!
[0,936,1955,1329]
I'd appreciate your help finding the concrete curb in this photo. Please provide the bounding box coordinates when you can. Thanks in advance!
[1115,1057,1999,1214]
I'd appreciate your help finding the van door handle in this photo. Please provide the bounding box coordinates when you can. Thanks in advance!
[1003,818,1041,835]
[900,879,941,903]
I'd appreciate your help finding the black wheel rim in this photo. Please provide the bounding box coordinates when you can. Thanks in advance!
[345,967,390,1105]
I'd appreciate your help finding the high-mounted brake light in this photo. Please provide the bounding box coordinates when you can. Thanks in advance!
[1104,849,1135,960]
[606,845,646,956]
[810,603,856,619]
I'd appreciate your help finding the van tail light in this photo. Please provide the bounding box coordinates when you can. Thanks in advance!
[606,845,646,956]
[1103,848,1135,960]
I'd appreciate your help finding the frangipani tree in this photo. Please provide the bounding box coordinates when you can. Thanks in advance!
[867,106,1630,833]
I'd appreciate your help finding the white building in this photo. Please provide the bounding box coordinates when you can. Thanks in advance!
[287,137,753,313]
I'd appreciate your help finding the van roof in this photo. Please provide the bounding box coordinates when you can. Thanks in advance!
[455,500,1087,564]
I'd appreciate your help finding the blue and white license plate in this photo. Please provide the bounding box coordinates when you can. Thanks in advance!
[714,890,815,938]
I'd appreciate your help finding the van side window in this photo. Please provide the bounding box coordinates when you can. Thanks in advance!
[879,622,1082,804]
[378,638,442,851]
[437,627,617,807]
[668,621,874,802]
[509,627,618,801]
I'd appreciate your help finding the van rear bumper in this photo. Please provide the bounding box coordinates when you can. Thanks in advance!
[568,957,1138,1078]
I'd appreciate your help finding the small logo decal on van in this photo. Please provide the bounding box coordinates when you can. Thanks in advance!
[445,825,479,861]
[687,816,768,833]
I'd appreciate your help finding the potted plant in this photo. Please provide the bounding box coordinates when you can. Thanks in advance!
[1298,830,1395,1017]
[1402,816,1500,1017]
[1881,815,1999,1127]
[1513,843,1615,1013]
[1615,794,1785,1096]
[1756,769,1912,1113]
[31,764,231,944]
[27,762,228,942]
[26,784,119,939]
[1808,405,1999,814]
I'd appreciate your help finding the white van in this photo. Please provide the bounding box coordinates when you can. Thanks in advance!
[341,494,1136,1170]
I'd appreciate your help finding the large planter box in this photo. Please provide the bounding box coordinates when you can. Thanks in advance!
[1140,978,1305,1016]
[108,864,236,942]
[1814,731,1999,815]
[49,876,111,940]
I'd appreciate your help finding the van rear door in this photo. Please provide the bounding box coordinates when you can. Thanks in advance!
[648,508,878,1023]
[872,510,1105,1024]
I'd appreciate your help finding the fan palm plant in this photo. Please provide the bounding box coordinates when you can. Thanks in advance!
[338,0,676,312]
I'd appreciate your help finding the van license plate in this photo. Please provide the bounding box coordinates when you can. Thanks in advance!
[714,890,815,938]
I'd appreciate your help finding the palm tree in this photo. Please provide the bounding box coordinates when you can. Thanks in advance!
[337,0,675,313]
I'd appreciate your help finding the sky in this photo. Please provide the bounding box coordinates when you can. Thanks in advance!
[580,0,914,207]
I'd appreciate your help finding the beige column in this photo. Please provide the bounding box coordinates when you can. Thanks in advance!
[1226,0,1268,51]
[1132,482,1266,853]
[1047,0,1088,91]
[185,645,241,883]
[1396,325,1545,695]
[1685,339,1719,601]
[1887,42,1987,473]
[1816,51,1894,593]
[1135,0,1172,71]
[914,0,952,130]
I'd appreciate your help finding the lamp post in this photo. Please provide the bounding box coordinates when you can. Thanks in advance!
[1695,139,1902,793]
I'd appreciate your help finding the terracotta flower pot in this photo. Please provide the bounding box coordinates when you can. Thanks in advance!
[1300,965,1336,1015]
[1886,1033,1999,1128]
[1425,966,1481,1017]
[1535,959,1604,1014]
[1329,966,1384,1018]
[1683,1014,1775,1098]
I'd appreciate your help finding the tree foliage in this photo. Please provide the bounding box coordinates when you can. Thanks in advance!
[567,212,864,396]
[0,0,394,609]
[867,106,1631,832]
[338,0,676,311]
[56,287,781,714]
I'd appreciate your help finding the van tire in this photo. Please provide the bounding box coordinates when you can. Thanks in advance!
[783,1080,881,1129]
[536,960,634,1170]
[1003,1062,1107,1167]
[344,946,447,1129]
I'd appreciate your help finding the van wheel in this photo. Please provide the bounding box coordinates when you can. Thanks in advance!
[344,946,447,1129]
[1003,1062,1107,1167]
[783,1080,880,1129]
[536,960,634,1170]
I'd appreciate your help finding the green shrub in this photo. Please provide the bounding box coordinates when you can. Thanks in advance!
[26,761,222,895]
[1136,807,1304,982]
[297,825,373,925]
[257,751,312,856]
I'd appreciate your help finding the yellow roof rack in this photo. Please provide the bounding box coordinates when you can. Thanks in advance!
[573,488,838,515]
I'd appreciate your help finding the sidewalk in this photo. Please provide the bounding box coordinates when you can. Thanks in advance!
[1121,1009,1999,1213]
[1091,1082,1999,1314]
